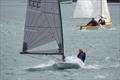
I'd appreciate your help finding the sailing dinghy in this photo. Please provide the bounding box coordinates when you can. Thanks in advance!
[20,0,81,69]
[73,0,112,30]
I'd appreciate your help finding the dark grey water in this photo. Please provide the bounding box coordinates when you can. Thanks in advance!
[0,1,120,80]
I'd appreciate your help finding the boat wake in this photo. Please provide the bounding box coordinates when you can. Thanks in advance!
[25,56,120,71]
[25,56,103,71]
[25,56,82,71]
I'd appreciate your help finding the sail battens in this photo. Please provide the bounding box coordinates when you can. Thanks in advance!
[43,12,59,15]
[27,9,59,15]
[21,0,64,58]
[25,26,60,28]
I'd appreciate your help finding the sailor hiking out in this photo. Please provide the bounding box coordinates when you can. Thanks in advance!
[77,49,86,62]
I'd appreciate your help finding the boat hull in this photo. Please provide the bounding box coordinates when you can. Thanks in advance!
[80,19,112,30]
[53,62,80,69]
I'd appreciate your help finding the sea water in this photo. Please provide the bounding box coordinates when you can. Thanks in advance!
[0,1,120,80]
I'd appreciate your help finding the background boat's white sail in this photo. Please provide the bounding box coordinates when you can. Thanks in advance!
[73,0,93,18]
[101,0,111,19]
[22,0,64,54]
[73,0,111,19]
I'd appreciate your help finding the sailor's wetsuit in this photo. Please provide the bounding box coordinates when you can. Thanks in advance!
[87,19,98,26]
[98,18,105,25]
[77,51,86,62]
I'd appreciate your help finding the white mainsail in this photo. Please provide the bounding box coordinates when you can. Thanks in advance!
[73,0,111,19]
[21,0,64,56]
[101,0,111,19]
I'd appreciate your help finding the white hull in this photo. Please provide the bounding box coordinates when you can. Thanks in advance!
[26,56,84,71]
[53,62,80,69]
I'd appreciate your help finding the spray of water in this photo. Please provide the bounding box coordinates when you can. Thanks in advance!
[26,56,102,71]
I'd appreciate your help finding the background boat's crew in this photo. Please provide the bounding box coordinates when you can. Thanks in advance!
[98,16,105,25]
[86,18,98,26]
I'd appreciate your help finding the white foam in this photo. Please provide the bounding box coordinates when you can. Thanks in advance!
[25,60,55,70]
[66,56,102,69]
[26,56,102,70]
[95,75,106,79]
[105,57,111,61]
[80,29,90,32]
[110,64,120,68]
[82,64,102,69]
[65,56,84,64]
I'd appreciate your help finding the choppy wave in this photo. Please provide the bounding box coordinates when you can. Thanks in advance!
[26,60,56,71]
[81,64,102,69]
[0,24,17,36]
[25,56,120,72]
[94,75,106,79]
[25,56,103,71]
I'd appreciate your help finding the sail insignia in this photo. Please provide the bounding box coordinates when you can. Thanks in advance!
[21,0,64,58]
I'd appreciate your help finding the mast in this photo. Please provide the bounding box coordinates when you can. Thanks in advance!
[20,0,65,62]
[58,0,65,61]
[101,0,103,17]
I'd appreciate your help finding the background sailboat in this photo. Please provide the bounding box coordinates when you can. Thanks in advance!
[73,0,112,30]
